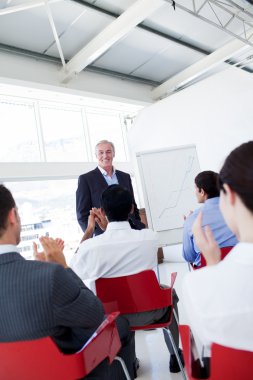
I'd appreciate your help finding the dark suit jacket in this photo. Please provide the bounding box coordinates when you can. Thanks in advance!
[76,167,144,234]
[0,251,104,354]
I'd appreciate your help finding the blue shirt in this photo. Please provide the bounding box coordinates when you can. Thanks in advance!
[97,166,119,186]
[182,197,237,266]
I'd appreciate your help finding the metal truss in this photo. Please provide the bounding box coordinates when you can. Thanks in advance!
[166,0,253,48]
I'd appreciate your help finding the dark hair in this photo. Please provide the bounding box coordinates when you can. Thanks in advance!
[0,184,16,236]
[218,141,253,212]
[100,185,133,222]
[195,171,219,199]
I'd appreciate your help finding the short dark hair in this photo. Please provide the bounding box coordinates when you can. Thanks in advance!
[219,141,253,212]
[0,184,16,237]
[100,185,133,222]
[195,171,219,199]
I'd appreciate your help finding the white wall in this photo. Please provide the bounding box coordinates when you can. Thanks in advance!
[129,67,253,261]
[129,66,253,171]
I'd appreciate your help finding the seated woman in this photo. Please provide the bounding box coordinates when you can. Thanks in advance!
[182,141,253,368]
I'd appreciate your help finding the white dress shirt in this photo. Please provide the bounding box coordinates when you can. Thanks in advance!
[182,242,253,356]
[70,221,159,293]
[0,245,19,255]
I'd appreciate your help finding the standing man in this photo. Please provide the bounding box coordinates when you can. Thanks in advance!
[182,170,237,267]
[76,140,145,235]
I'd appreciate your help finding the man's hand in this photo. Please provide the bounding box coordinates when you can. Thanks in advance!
[33,238,65,262]
[192,212,221,266]
[183,210,193,221]
[33,241,46,261]
[91,207,108,231]
[79,213,95,244]
[35,236,68,268]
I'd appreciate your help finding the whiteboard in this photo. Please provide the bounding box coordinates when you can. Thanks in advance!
[136,144,201,246]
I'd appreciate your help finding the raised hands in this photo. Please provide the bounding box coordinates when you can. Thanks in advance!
[33,237,68,268]
[91,207,108,231]
[192,211,221,266]
[79,208,108,244]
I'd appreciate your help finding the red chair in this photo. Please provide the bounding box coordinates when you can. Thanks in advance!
[200,246,233,268]
[96,270,187,380]
[0,311,131,380]
[189,246,234,271]
[179,324,253,380]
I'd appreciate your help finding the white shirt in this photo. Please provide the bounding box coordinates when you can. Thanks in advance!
[182,242,253,356]
[97,165,118,186]
[70,221,159,293]
[0,245,19,255]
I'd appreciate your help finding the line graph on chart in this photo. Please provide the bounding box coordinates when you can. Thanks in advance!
[158,155,195,219]
[138,146,200,234]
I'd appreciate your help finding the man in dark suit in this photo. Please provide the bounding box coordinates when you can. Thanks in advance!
[76,140,145,235]
[0,184,135,379]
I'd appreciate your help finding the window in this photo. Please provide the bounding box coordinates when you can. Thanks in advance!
[40,105,88,162]
[1,84,144,263]
[6,179,81,263]
[86,110,128,161]
[0,97,40,161]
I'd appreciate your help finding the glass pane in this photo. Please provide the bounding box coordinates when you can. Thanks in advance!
[86,111,127,161]
[0,98,40,162]
[40,105,87,162]
[5,180,81,263]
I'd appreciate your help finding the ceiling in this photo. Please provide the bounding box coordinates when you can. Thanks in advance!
[1,0,253,100]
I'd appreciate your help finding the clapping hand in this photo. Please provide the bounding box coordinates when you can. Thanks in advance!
[91,207,108,231]
[33,237,67,268]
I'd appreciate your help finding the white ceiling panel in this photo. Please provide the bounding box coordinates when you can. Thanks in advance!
[0,7,54,52]
[46,5,113,58]
[0,1,87,53]
[132,44,204,82]
[81,0,136,14]
[0,0,253,96]
[144,4,234,51]
[92,28,172,75]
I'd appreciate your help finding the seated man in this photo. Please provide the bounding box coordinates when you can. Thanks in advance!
[70,184,184,374]
[0,184,134,380]
[182,170,237,267]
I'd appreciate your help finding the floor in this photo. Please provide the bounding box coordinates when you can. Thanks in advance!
[134,260,190,380]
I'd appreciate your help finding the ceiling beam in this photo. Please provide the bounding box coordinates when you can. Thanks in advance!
[70,0,211,56]
[0,42,160,86]
[0,0,61,15]
[152,38,249,100]
[61,0,165,83]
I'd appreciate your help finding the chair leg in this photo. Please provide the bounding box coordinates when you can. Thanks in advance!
[156,264,161,283]
[163,328,188,380]
[173,308,179,325]
[115,356,132,380]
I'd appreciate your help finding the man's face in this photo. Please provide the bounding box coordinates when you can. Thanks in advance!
[96,143,115,171]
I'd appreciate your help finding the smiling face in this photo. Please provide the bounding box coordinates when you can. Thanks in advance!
[96,142,115,173]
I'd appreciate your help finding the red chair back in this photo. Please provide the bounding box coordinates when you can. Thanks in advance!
[0,311,120,380]
[179,325,253,380]
[200,246,233,268]
[96,270,177,330]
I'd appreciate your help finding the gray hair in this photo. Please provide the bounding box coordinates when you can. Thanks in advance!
[95,140,115,155]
